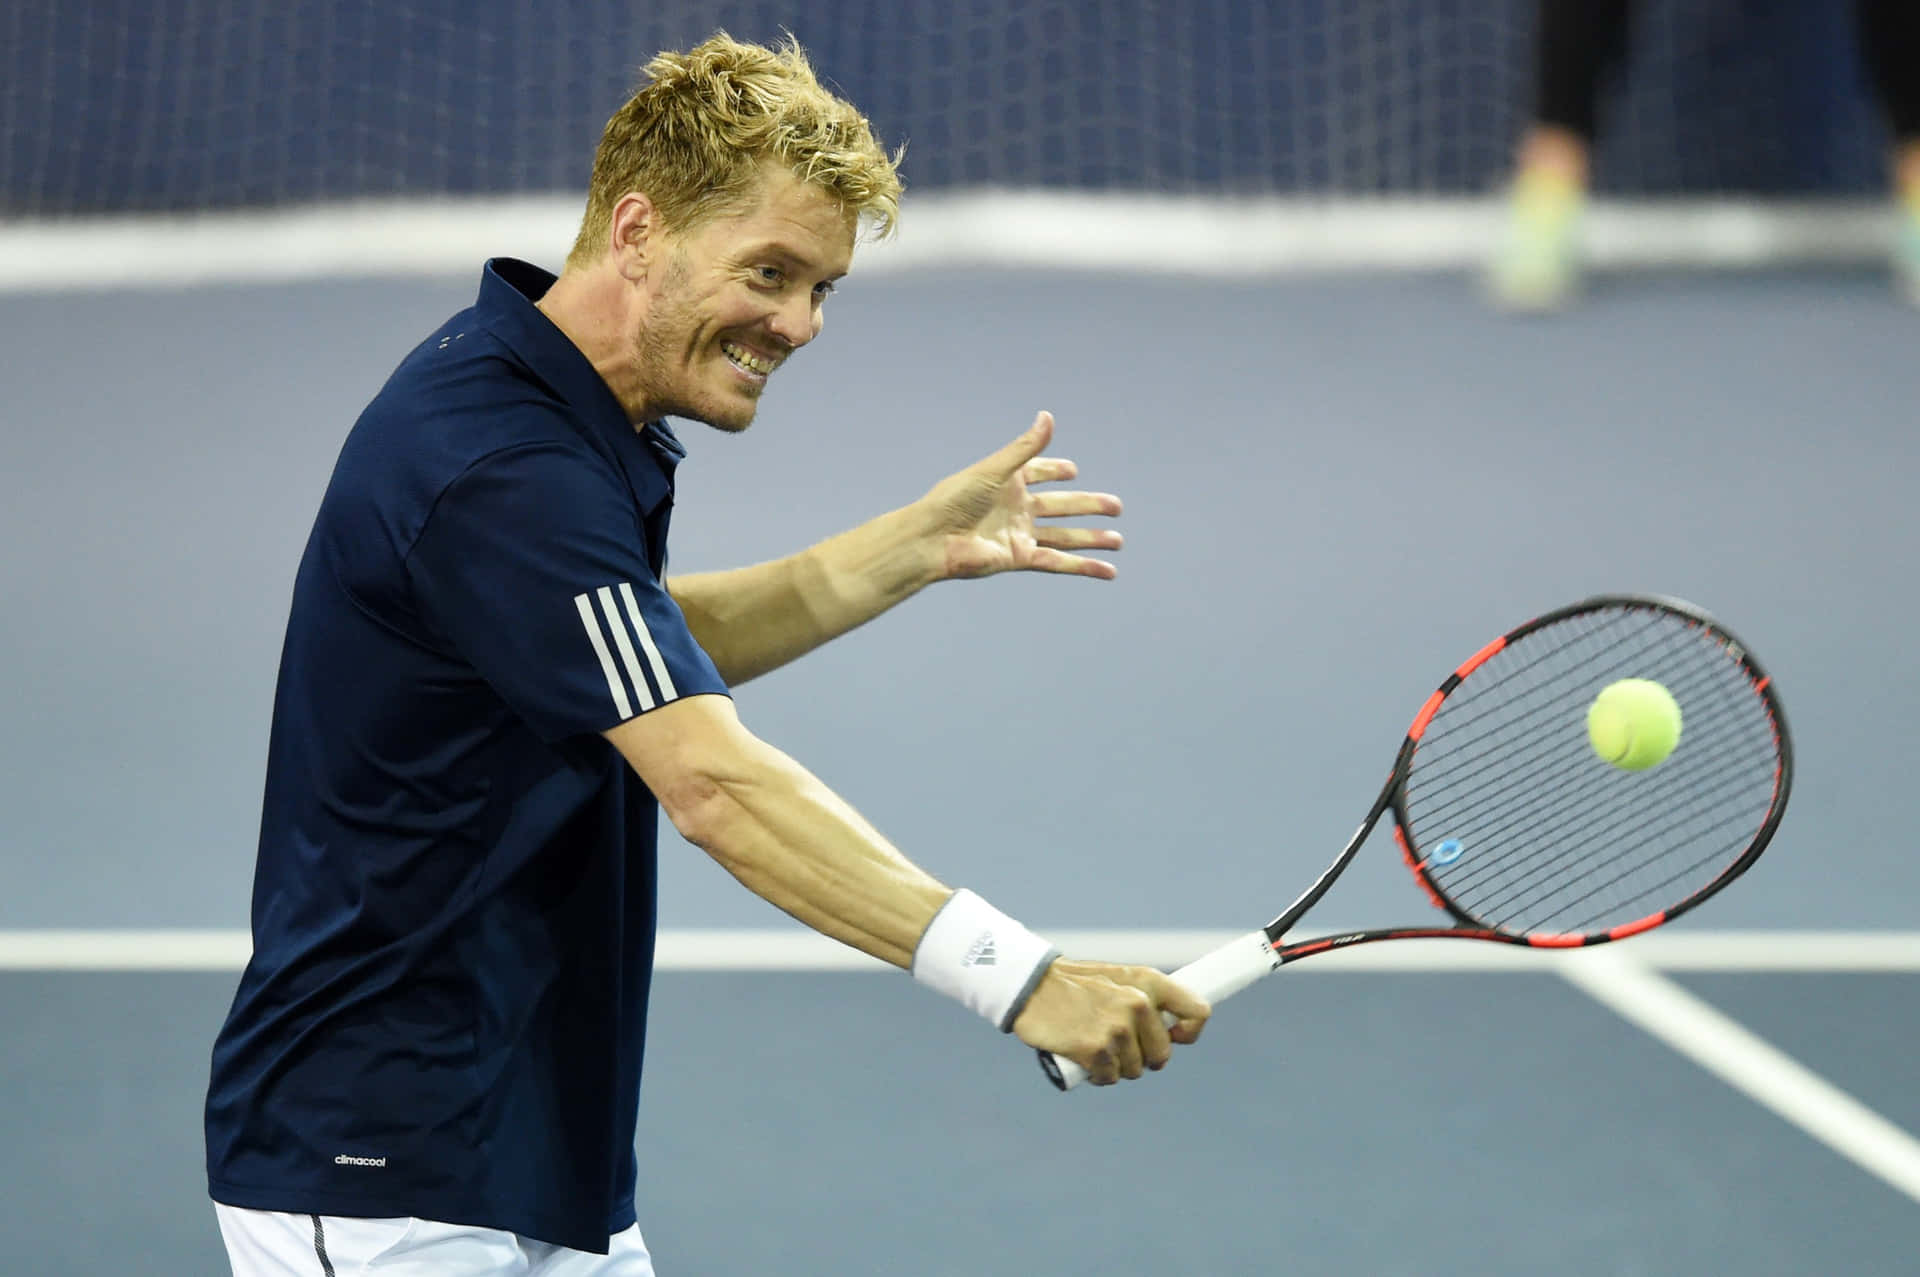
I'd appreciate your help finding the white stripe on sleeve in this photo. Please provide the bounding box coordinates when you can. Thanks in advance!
[573,592,633,719]
[618,581,680,701]
[595,585,657,712]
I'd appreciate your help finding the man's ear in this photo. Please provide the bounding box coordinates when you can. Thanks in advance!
[607,192,660,283]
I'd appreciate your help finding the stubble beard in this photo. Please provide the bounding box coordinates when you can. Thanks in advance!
[631,265,757,434]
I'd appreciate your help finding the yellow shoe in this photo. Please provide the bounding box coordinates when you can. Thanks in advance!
[1486,170,1584,311]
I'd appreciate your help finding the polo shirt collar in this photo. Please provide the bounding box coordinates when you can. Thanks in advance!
[475,257,687,478]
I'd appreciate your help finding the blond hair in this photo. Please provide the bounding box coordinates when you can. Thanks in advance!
[568,32,903,266]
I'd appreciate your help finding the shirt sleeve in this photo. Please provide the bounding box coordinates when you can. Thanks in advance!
[406,439,728,741]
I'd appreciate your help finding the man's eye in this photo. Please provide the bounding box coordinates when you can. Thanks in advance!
[813,280,837,299]
[756,267,784,286]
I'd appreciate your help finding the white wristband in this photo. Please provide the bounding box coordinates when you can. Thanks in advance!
[911,889,1060,1032]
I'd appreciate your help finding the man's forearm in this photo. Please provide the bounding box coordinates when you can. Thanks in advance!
[667,502,943,684]
[666,733,1074,1041]
[609,696,1083,1042]
[667,729,952,967]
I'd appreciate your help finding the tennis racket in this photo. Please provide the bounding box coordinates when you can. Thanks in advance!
[1040,593,1792,1091]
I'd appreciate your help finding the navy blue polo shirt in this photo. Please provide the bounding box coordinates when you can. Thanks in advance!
[206,258,728,1253]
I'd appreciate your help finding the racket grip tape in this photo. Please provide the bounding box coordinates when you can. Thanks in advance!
[1038,929,1281,1091]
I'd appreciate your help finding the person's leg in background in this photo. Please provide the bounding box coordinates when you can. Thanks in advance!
[1854,0,1920,301]
[1488,0,1635,310]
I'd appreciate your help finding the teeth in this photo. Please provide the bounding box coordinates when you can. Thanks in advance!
[722,342,775,375]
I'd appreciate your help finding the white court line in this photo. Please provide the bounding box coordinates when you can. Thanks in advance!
[3,928,1920,972]
[0,929,252,970]
[0,193,1895,293]
[1559,947,1920,1206]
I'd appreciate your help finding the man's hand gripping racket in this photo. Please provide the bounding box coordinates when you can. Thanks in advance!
[1041,594,1793,1090]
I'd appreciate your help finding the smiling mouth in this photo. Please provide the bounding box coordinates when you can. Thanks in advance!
[721,340,777,380]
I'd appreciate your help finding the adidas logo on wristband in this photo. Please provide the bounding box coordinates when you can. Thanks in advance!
[913,890,1059,1032]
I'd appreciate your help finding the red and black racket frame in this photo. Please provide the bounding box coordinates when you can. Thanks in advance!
[1258,594,1794,967]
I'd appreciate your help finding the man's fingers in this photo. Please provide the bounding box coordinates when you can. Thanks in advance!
[1109,991,1150,1080]
[981,411,1055,477]
[1020,456,1078,485]
[1016,959,1204,1084]
[1025,525,1125,577]
[1024,548,1118,580]
[1032,526,1123,553]
[1155,973,1213,1045]
[1132,982,1176,1071]
[1028,489,1123,518]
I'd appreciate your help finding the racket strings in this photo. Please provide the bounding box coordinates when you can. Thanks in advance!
[1409,611,1716,836]
[1425,660,1769,896]
[1430,663,1774,931]
[1399,604,1782,937]
[1413,648,1736,840]
[1426,608,1665,740]
[1467,753,1773,933]
[1402,616,1681,831]
[1528,820,1763,936]
[1414,609,1696,782]
[1455,736,1770,914]
[1520,700,1781,933]
[1448,640,1780,929]
[1433,676,1776,931]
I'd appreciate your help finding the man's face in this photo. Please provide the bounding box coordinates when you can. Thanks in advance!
[631,167,856,432]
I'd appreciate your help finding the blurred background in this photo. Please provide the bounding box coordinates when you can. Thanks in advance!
[4,2,1917,1273]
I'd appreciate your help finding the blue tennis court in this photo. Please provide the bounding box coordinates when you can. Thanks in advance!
[4,263,1919,1273]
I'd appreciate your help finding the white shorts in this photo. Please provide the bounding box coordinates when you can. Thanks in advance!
[214,1204,656,1276]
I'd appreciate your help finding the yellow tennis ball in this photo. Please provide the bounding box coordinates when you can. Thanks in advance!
[1587,678,1683,771]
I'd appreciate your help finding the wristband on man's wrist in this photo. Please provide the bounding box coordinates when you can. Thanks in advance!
[910,888,1060,1032]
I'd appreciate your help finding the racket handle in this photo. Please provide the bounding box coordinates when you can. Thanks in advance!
[1038,929,1281,1091]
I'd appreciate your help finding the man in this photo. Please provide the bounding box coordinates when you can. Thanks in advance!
[205,32,1209,1275]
